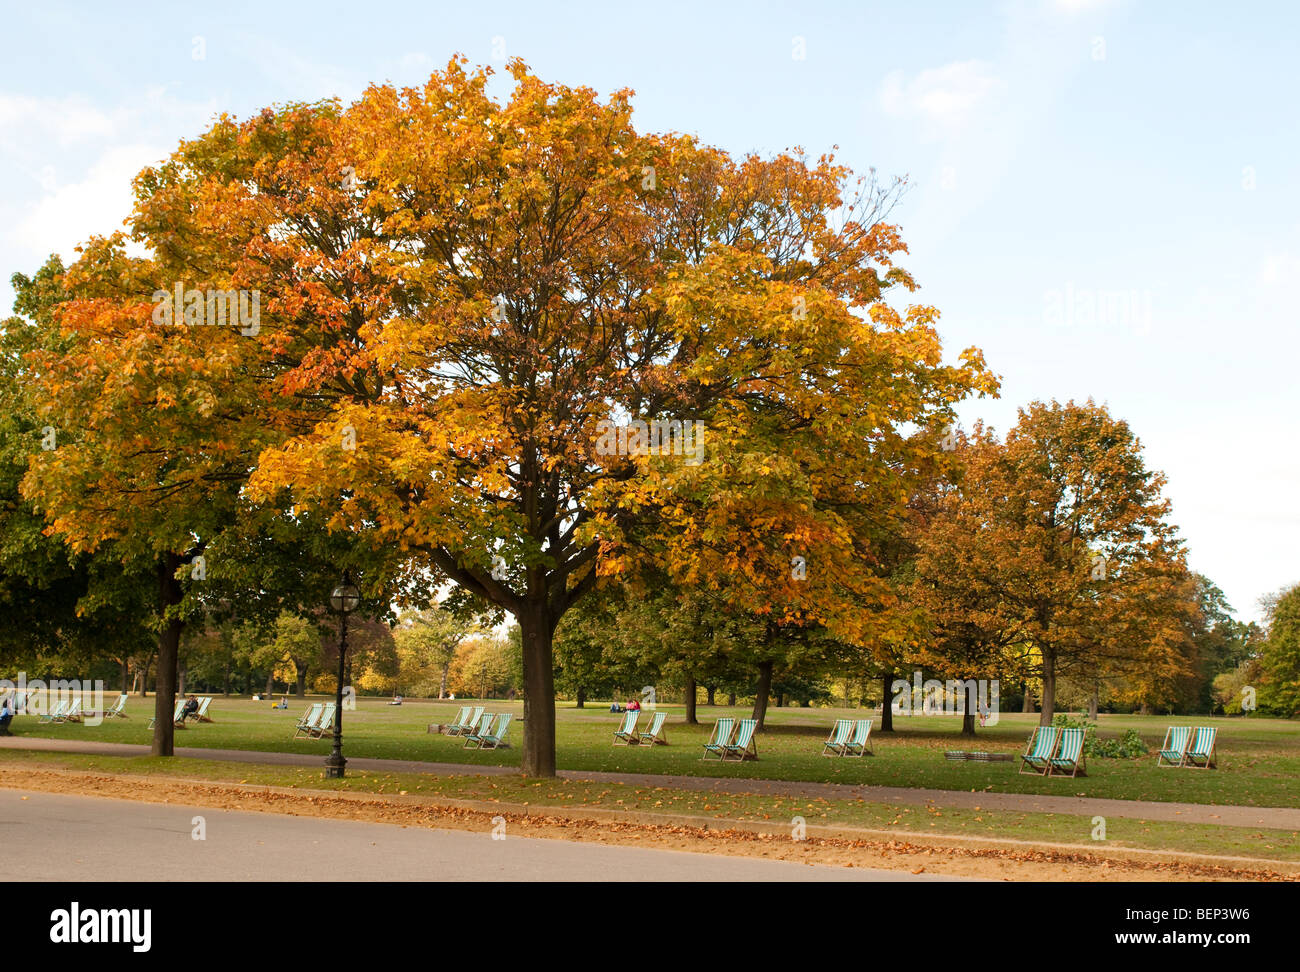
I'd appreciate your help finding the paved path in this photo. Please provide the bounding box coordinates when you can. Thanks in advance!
[0,789,936,882]
[4,737,1296,830]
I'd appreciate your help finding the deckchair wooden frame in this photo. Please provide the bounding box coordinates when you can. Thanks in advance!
[638,711,668,746]
[309,702,337,739]
[612,709,640,745]
[822,719,853,757]
[701,718,735,760]
[478,713,513,750]
[1019,726,1059,775]
[294,703,323,738]
[1046,726,1087,778]
[1183,726,1217,769]
[1157,726,1193,768]
[721,718,758,761]
[843,719,873,757]
[444,706,472,735]
[462,711,495,749]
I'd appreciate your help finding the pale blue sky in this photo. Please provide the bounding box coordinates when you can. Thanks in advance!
[2,0,1296,621]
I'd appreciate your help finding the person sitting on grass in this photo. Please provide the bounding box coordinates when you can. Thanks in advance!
[609,700,624,713]
[0,696,13,735]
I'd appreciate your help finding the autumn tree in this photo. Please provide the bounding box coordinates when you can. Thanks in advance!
[912,403,1195,725]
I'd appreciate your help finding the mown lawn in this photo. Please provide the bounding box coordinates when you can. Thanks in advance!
[2,748,1297,863]
[10,697,1299,807]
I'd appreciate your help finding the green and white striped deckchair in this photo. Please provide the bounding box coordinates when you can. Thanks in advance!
[38,700,69,724]
[1047,726,1087,777]
[453,706,485,737]
[843,719,873,757]
[294,703,324,738]
[310,702,337,738]
[462,711,495,749]
[478,713,513,750]
[104,693,128,718]
[639,711,668,746]
[701,718,735,761]
[612,710,640,745]
[1019,726,1059,775]
[1157,726,1192,768]
[822,719,854,757]
[195,697,214,722]
[721,718,759,761]
[444,706,472,735]
[60,699,83,723]
[1183,726,1217,769]
[149,700,187,729]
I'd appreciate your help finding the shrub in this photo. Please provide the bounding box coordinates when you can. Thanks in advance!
[1051,714,1148,758]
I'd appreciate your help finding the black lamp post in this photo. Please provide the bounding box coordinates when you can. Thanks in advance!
[325,570,361,778]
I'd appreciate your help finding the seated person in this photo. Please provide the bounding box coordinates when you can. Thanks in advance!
[0,696,13,734]
[181,694,200,721]
[389,694,404,705]
[609,701,623,713]
[627,698,641,712]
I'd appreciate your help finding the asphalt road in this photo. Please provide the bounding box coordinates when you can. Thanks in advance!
[0,789,945,882]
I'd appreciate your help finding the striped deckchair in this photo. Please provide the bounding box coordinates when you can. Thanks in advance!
[1019,726,1059,775]
[310,703,337,739]
[103,693,128,718]
[1157,726,1193,768]
[1183,726,1217,769]
[443,706,472,735]
[462,711,495,749]
[721,718,758,761]
[822,719,853,757]
[478,713,513,750]
[1047,726,1087,777]
[843,719,873,757]
[451,705,484,737]
[612,710,640,745]
[38,700,69,724]
[701,718,735,761]
[51,699,83,724]
[294,703,324,738]
[148,700,187,729]
[195,697,214,722]
[639,711,668,746]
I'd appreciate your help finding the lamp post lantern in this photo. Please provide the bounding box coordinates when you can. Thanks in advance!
[325,570,361,778]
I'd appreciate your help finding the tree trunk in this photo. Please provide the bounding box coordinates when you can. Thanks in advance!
[961,681,976,737]
[751,660,773,729]
[223,654,231,697]
[727,691,736,706]
[120,658,130,695]
[684,676,697,724]
[265,672,274,696]
[438,660,450,699]
[1039,649,1057,726]
[879,673,894,732]
[1022,682,1034,713]
[178,659,186,697]
[1088,682,1100,721]
[152,554,184,757]
[295,667,307,698]
[706,685,716,706]
[775,690,784,709]
[519,604,557,778]
[575,686,586,709]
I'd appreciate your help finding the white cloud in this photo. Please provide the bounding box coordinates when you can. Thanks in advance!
[7,143,164,262]
[878,60,1005,136]
[0,93,120,145]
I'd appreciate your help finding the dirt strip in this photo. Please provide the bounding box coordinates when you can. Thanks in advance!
[3,736,1297,829]
[1,765,1294,882]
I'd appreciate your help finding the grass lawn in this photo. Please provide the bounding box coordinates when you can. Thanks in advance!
[10,696,1299,808]
[2,747,1297,863]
